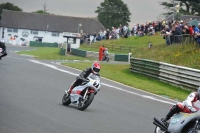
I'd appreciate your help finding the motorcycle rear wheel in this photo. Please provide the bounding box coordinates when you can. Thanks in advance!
[78,92,94,111]
[62,93,71,106]
[106,57,109,62]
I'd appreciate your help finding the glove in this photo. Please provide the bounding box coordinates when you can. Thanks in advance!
[82,78,88,82]
[190,107,197,113]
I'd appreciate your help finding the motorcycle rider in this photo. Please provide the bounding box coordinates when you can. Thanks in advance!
[162,87,200,122]
[0,39,7,60]
[102,48,109,61]
[67,62,101,93]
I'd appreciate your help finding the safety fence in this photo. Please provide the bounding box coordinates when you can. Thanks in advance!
[161,34,197,45]
[130,57,200,90]
[30,41,58,47]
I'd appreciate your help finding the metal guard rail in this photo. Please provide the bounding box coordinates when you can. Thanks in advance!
[130,57,200,90]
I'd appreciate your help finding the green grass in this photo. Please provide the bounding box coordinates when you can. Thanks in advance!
[80,34,166,54]
[80,35,200,69]
[17,47,94,60]
[63,62,191,101]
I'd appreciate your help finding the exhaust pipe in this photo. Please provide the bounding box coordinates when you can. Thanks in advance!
[153,117,169,132]
[153,121,168,132]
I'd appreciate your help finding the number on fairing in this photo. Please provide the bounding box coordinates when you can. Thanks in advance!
[93,81,99,88]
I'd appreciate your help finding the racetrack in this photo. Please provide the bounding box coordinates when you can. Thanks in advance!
[0,45,176,133]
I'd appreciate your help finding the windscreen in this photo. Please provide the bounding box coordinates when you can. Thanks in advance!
[89,74,100,82]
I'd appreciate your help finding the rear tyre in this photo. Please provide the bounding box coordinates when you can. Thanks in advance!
[106,57,109,62]
[78,93,94,111]
[62,93,71,106]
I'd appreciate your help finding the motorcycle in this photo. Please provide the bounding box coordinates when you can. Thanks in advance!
[62,73,101,111]
[102,52,109,62]
[153,110,200,133]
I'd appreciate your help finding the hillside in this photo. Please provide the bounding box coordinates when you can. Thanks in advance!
[80,34,200,69]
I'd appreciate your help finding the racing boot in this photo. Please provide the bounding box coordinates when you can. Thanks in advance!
[67,85,74,94]
[162,105,181,122]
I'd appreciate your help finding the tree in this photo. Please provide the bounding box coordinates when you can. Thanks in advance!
[95,0,131,29]
[32,2,50,14]
[33,10,49,14]
[159,0,200,17]
[0,2,22,20]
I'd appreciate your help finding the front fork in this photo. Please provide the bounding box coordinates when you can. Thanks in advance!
[83,88,88,100]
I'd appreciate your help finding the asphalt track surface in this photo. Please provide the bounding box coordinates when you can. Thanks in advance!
[0,45,176,133]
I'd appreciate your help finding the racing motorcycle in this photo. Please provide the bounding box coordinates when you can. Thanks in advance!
[102,53,109,62]
[102,50,109,62]
[153,110,200,133]
[62,73,101,111]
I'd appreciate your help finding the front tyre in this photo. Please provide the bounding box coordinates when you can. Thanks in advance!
[185,128,197,133]
[62,93,71,106]
[78,92,94,111]
[154,126,165,133]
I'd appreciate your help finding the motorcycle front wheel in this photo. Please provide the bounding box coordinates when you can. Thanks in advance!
[62,93,71,106]
[78,92,94,111]
[154,126,165,133]
[186,128,197,133]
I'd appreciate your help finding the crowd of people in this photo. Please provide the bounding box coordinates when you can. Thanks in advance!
[80,22,161,44]
[79,18,200,46]
[161,19,200,45]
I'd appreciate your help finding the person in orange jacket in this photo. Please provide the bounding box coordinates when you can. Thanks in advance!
[99,45,105,61]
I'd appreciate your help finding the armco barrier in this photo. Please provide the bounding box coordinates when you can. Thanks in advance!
[130,57,200,90]
[71,48,87,57]
[115,54,129,62]
[30,41,58,47]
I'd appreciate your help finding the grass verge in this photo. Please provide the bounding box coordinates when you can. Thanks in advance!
[16,47,95,60]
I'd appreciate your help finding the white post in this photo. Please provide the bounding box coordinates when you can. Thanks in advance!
[128,53,132,64]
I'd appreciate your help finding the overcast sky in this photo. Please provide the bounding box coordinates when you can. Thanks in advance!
[1,0,168,27]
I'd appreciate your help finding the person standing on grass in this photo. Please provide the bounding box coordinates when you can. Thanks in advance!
[99,45,105,61]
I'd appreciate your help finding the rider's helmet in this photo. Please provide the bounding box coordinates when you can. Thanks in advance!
[105,48,108,51]
[91,62,101,74]
[0,39,5,44]
[196,92,200,100]
[196,87,200,100]
[197,86,200,92]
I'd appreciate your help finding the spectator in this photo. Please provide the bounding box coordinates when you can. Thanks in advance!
[188,25,194,44]
[99,45,105,61]
[161,25,172,45]
[106,29,110,40]
[93,32,97,42]
[171,23,182,43]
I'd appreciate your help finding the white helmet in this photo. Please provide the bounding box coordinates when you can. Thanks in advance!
[198,87,200,92]
[0,39,5,43]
